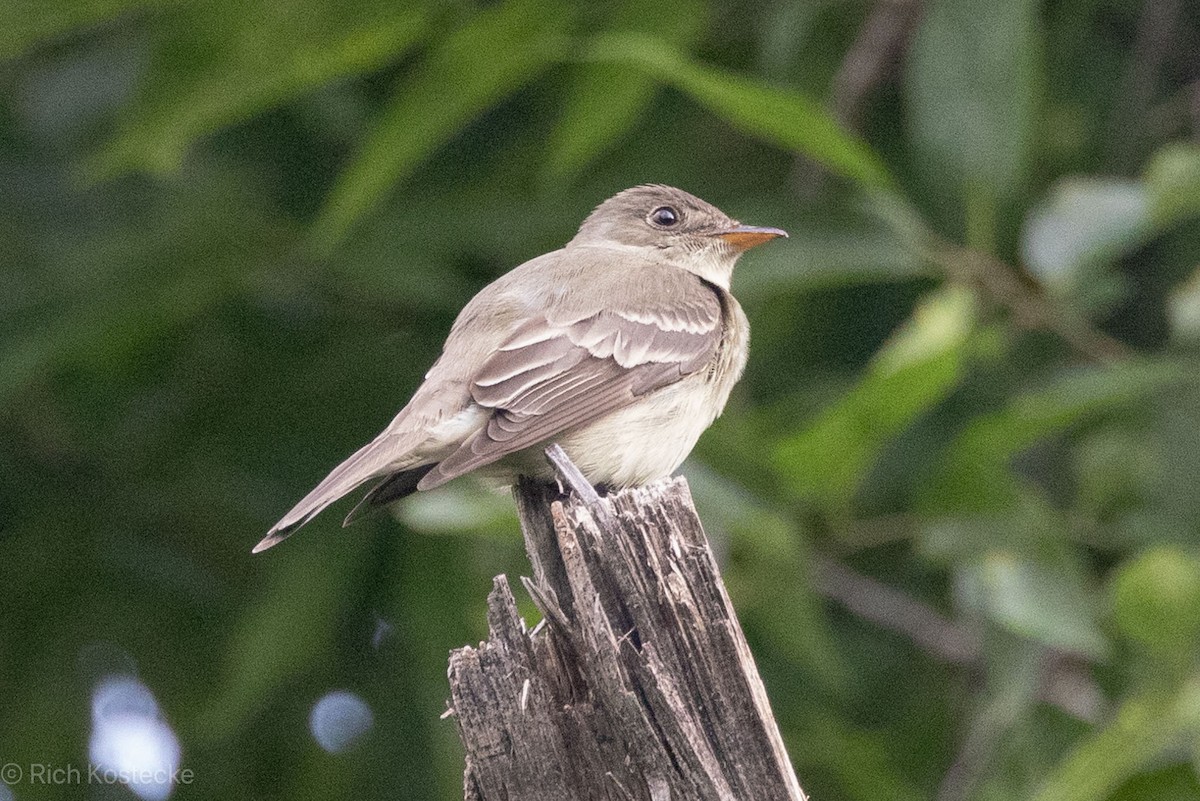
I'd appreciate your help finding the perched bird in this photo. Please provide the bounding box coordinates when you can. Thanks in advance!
[255,185,785,552]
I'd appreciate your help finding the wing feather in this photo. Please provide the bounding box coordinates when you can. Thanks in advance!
[418,287,724,491]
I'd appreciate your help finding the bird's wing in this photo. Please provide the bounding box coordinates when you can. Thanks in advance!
[417,282,724,490]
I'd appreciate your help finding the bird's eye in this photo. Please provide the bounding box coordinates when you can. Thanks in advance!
[648,206,680,227]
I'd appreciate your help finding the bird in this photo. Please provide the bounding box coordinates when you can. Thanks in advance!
[254,185,786,553]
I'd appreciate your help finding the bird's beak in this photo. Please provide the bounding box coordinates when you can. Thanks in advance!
[713,224,789,251]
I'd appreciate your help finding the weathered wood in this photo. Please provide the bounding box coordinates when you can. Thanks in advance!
[447,448,807,801]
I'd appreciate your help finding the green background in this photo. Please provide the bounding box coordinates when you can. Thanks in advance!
[3,0,1200,799]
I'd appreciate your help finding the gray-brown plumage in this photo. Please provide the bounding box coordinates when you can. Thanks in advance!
[254,185,785,552]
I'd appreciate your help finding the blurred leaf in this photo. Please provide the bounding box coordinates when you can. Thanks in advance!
[735,219,930,299]
[1111,546,1200,660]
[920,498,1049,565]
[90,0,431,178]
[776,286,975,509]
[1149,395,1200,540]
[0,0,162,61]
[1169,269,1200,344]
[398,482,518,542]
[906,0,1040,202]
[309,0,572,249]
[1074,428,1156,524]
[588,32,895,191]
[920,361,1188,515]
[1032,681,1200,801]
[1021,179,1149,292]
[1145,142,1200,228]
[1110,766,1200,801]
[960,549,1108,658]
[1021,143,1200,305]
[953,639,1048,797]
[543,0,706,183]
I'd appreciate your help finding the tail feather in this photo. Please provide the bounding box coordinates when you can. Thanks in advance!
[253,438,411,553]
[341,464,436,527]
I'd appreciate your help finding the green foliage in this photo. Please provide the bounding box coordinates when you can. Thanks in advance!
[0,0,163,61]
[1031,684,1200,801]
[1147,144,1200,228]
[961,546,1108,659]
[310,0,573,248]
[907,0,1041,211]
[89,0,433,179]
[1112,547,1200,659]
[588,31,896,191]
[543,0,707,183]
[920,361,1188,514]
[3,1,1200,800]
[777,286,976,511]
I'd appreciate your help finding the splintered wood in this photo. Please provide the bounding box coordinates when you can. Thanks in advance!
[448,468,806,801]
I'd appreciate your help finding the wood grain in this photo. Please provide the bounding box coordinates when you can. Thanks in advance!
[448,448,806,801]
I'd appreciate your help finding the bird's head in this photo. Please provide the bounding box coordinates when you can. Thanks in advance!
[568,185,787,289]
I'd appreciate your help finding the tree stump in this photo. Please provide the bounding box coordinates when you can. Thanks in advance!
[447,446,806,801]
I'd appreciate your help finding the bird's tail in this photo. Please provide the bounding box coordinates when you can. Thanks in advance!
[253,439,414,553]
[341,464,436,527]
